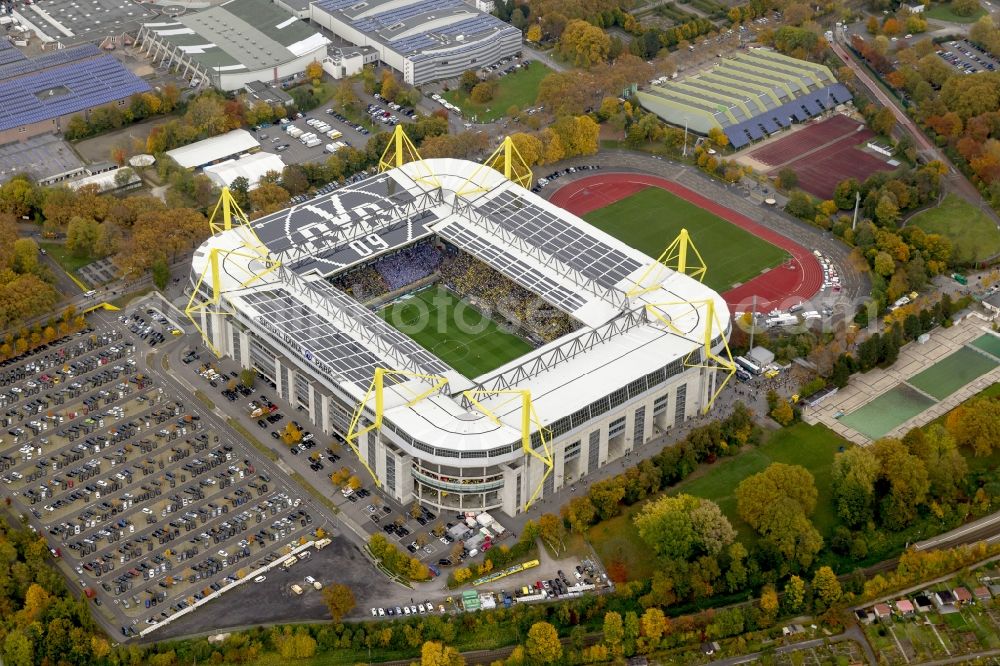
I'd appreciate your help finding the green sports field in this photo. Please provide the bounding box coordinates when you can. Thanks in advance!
[582,187,788,292]
[380,286,533,378]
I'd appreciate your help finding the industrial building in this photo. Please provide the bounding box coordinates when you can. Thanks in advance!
[136,0,329,91]
[0,38,150,143]
[636,49,852,149]
[187,142,732,516]
[309,0,521,85]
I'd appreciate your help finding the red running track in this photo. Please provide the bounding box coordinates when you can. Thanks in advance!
[548,173,824,314]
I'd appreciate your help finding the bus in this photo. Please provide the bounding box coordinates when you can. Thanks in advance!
[735,357,762,376]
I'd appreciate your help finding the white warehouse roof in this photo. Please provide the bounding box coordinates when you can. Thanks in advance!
[165,129,259,169]
[203,152,287,189]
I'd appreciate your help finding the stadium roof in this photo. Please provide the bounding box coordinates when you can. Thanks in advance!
[203,152,287,188]
[636,49,850,148]
[141,0,329,74]
[0,43,150,132]
[191,158,729,454]
[165,129,260,169]
[312,0,517,60]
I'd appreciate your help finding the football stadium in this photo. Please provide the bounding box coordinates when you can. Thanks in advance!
[187,132,733,515]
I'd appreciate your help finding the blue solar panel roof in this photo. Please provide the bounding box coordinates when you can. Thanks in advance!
[0,37,27,67]
[723,83,851,150]
[0,53,150,131]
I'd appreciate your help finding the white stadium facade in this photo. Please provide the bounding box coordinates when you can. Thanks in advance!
[188,152,731,516]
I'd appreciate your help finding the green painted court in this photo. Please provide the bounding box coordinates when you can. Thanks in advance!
[582,187,788,292]
[907,346,998,400]
[380,286,533,378]
[839,385,937,441]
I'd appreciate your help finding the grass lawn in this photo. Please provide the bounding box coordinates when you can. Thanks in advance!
[443,62,552,122]
[583,187,788,292]
[588,422,848,581]
[380,286,533,378]
[39,242,93,278]
[924,3,986,22]
[909,194,1000,263]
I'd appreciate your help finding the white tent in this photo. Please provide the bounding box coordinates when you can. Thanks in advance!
[165,130,259,169]
[203,152,287,189]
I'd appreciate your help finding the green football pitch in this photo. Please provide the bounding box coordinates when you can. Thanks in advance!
[583,187,788,292]
[380,286,533,378]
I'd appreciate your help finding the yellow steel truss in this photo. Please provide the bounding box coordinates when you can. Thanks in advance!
[345,369,450,485]
[461,389,552,511]
[184,187,282,357]
[455,136,532,197]
[378,125,440,189]
[82,302,120,314]
[644,298,735,413]
[626,228,708,298]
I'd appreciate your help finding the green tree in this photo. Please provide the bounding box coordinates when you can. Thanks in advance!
[832,446,879,527]
[777,167,798,190]
[11,238,39,274]
[3,630,32,666]
[525,622,562,663]
[634,494,735,559]
[783,575,806,614]
[152,258,170,290]
[240,367,257,388]
[603,611,624,654]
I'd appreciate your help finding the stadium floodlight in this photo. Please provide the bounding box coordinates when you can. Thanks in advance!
[378,125,440,190]
[345,368,451,485]
[185,187,282,357]
[643,298,735,412]
[455,136,533,197]
[461,389,552,511]
[626,228,707,298]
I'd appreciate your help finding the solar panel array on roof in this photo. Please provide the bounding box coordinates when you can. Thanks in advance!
[0,52,150,131]
[0,44,101,83]
[474,189,642,288]
[723,83,852,150]
[242,288,392,385]
[438,223,587,313]
[310,279,452,374]
[0,38,26,67]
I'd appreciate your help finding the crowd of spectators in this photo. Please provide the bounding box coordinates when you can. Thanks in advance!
[376,243,443,290]
[330,241,442,299]
[440,252,578,343]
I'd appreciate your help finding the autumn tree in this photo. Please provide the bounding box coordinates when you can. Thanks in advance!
[557,19,611,67]
[603,611,624,655]
[871,437,930,529]
[811,565,842,611]
[737,464,822,568]
[380,70,401,102]
[305,60,324,83]
[525,622,562,663]
[634,494,735,559]
[322,583,356,622]
[421,641,464,666]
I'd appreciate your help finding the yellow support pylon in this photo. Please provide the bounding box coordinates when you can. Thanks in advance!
[456,136,532,197]
[461,389,553,511]
[184,188,282,357]
[345,369,450,485]
[627,228,708,298]
[644,298,735,413]
[378,125,440,189]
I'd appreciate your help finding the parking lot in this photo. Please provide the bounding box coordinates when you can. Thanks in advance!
[938,39,1000,74]
[189,350,465,574]
[0,312,339,640]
